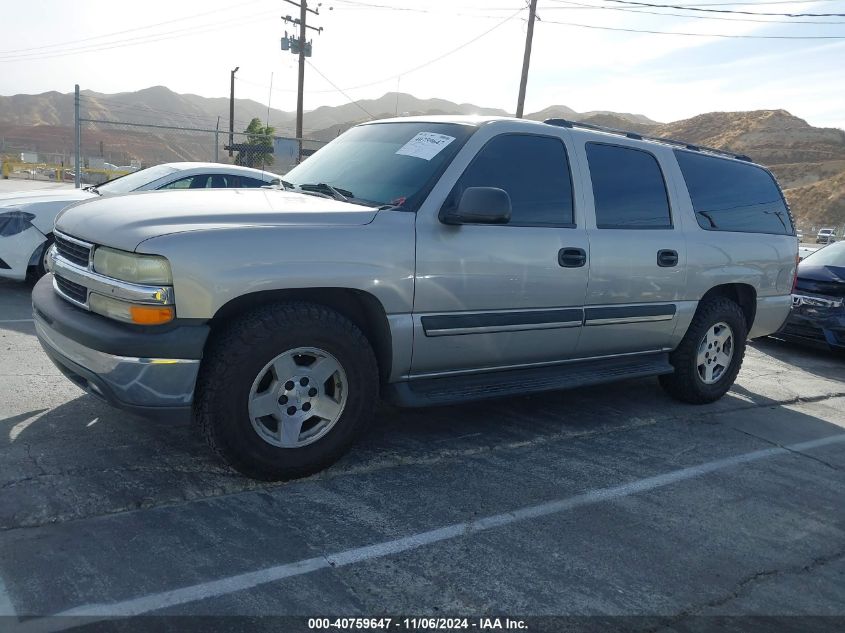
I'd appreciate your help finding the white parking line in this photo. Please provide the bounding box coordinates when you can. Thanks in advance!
[14,433,845,632]
[0,572,16,618]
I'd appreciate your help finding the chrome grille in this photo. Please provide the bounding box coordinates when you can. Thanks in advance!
[54,275,88,305]
[54,233,92,268]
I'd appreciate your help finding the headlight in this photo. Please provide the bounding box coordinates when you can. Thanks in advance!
[89,293,175,325]
[44,244,56,273]
[0,210,36,237]
[93,246,172,285]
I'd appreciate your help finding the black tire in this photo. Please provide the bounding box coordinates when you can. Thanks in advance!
[27,235,53,284]
[659,296,747,404]
[195,302,379,480]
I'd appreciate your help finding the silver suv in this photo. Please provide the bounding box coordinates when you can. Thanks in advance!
[33,116,798,480]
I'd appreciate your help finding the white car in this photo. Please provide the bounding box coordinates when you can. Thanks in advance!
[0,162,276,281]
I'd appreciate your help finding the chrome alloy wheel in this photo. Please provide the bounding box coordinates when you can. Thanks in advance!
[696,321,734,385]
[248,347,348,448]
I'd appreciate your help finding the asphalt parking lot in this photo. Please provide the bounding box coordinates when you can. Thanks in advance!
[1,273,844,631]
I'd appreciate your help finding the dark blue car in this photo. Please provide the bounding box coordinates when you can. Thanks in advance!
[779,241,845,353]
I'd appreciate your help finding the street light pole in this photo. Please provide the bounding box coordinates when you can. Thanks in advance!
[229,66,239,157]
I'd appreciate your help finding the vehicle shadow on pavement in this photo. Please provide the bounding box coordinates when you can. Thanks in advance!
[751,337,845,384]
[6,363,840,535]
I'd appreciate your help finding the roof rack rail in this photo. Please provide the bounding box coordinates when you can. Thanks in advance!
[543,118,752,162]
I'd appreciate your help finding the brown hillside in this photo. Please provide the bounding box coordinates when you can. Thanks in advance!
[784,173,845,228]
[654,110,845,165]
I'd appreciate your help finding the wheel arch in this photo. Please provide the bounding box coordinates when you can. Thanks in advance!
[210,288,393,384]
[700,283,757,330]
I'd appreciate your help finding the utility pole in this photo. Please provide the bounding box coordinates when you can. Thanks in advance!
[229,66,239,157]
[282,0,322,161]
[74,84,81,189]
[516,0,538,119]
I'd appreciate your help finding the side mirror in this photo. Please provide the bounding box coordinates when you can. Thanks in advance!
[441,187,511,225]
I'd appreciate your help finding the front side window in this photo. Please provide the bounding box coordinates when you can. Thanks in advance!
[157,175,211,190]
[586,143,672,229]
[449,134,574,226]
[675,150,793,235]
[98,164,179,194]
[283,122,475,209]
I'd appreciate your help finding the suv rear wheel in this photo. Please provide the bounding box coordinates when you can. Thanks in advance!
[659,296,747,404]
[195,302,378,480]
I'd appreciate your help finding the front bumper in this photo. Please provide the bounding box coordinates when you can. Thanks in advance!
[777,295,845,351]
[33,274,207,416]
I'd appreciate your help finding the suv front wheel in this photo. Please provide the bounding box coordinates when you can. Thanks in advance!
[659,296,747,404]
[195,302,379,480]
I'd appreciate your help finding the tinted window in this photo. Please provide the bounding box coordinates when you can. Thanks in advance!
[451,134,574,226]
[239,176,268,188]
[675,151,793,235]
[586,143,672,229]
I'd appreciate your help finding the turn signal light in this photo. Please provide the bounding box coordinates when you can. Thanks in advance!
[129,305,175,325]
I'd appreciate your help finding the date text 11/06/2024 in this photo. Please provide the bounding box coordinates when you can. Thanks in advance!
[308,617,528,630]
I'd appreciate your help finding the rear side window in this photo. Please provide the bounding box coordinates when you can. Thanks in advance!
[586,143,672,229]
[675,151,793,235]
[452,134,574,226]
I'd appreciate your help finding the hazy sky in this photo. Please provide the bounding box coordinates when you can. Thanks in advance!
[1,0,843,129]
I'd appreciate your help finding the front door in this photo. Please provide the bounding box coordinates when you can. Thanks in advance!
[411,128,590,376]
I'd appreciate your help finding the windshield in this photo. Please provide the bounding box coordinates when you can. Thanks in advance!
[802,242,845,268]
[97,164,179,194]
[282,122,476,209]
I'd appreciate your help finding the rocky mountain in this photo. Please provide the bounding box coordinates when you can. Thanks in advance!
[1,87,843,227]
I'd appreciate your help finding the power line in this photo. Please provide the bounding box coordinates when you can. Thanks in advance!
[238,7,523,96]
[305,61,375,119]
[602,0,845,17]
[540,17,845,37]
[670,1,841,5]
[547,0,845,24]
[0,11,278,62]
[0,0,268,55]
[327,8,524,91]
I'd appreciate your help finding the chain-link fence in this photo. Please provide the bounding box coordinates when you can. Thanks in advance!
[1,87,328,186]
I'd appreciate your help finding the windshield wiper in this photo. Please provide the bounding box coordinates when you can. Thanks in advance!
[297,182,352,202]
[83,185,101,196]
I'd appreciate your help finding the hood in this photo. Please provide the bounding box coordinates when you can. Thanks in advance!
[796,261,845,298]
[54,188,380,251]
[0,188,95,210]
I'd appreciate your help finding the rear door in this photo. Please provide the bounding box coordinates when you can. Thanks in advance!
[573,139,688,357]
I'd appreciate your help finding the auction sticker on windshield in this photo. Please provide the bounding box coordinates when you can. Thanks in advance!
[395,132,455,160]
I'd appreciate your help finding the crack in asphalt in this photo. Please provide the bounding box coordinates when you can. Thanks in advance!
[731,427,842,472]
[641,546,845,631]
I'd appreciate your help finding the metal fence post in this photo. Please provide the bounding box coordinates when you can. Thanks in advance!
[74,84,81,189]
